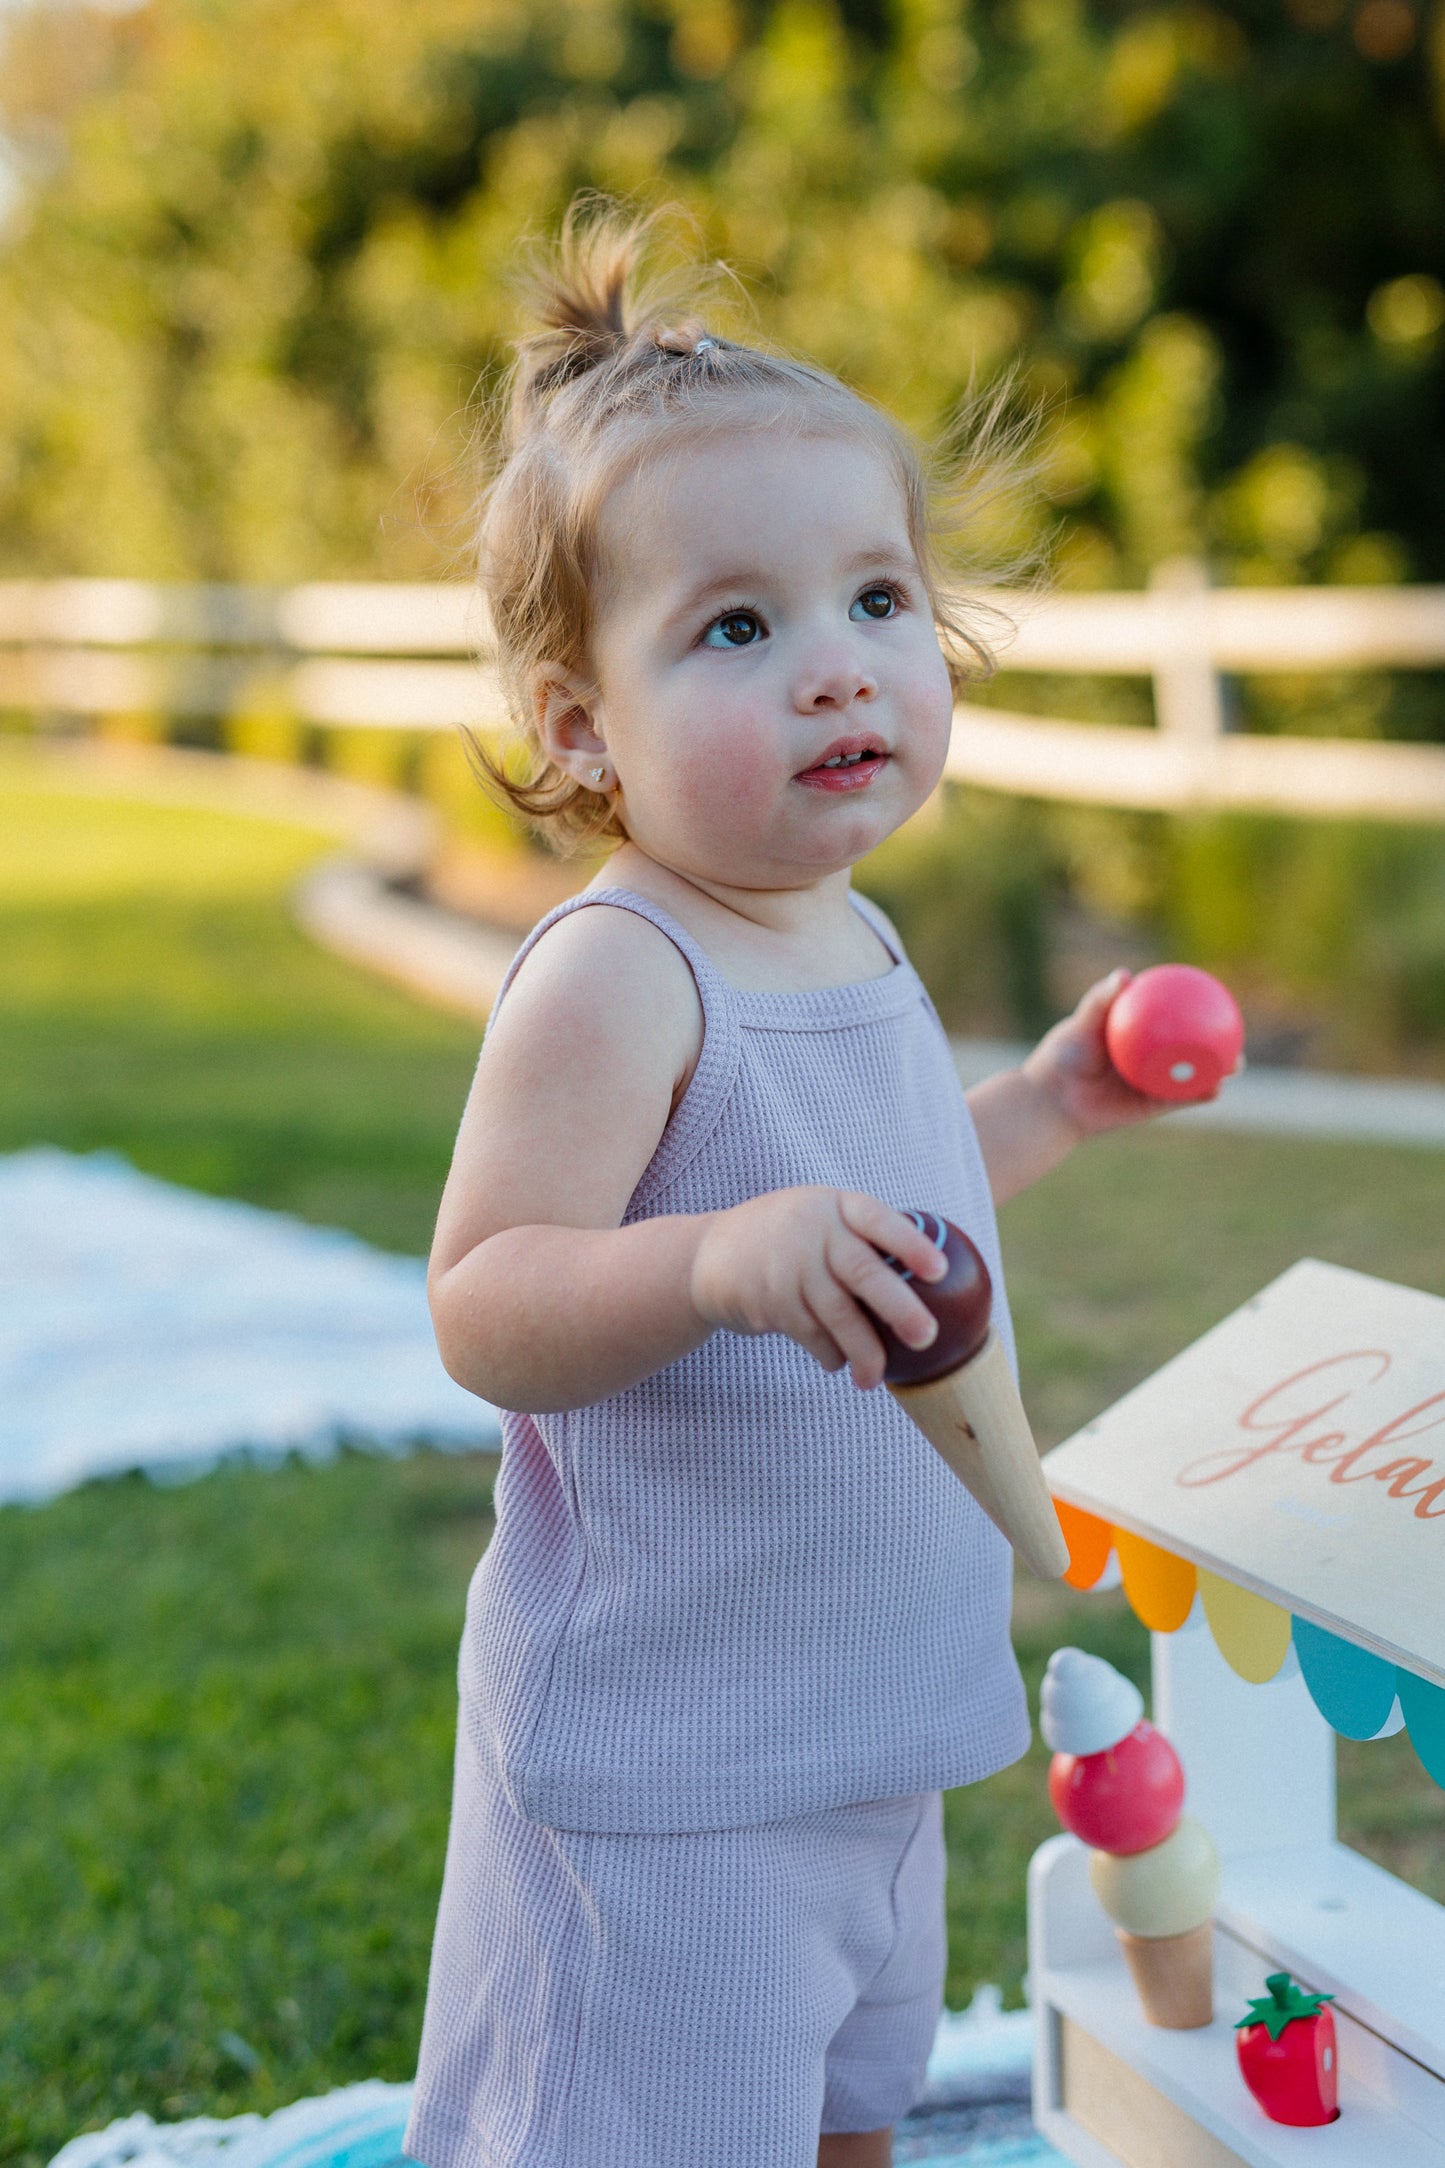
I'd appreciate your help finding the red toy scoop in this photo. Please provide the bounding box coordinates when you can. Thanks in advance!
[1104,964,1244,1102]
[872,1213,1069,1580]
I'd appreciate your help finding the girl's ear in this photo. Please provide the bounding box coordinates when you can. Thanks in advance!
[532,666,609,783]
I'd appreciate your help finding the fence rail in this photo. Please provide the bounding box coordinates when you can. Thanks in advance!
[7,566,1445,819]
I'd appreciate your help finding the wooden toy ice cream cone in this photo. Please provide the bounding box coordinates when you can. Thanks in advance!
[1042,1650,1220,2030]
[1115,1922,1215,2029]
[1089,1810,1220,2028]
[876,1213,1070,1581]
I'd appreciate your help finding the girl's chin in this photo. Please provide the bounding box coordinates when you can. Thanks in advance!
[628,787,924,886]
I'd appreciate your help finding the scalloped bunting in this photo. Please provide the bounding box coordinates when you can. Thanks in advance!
[1114,1530,1197,1632]
[1198,1572,1293,1683]
[1066,1537,1444,1791]
[1055,1500,1113,1590]
[1293,1619,1399,1740]
[1398,1670,1445,1787]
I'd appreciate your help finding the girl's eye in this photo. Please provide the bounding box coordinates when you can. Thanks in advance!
[851,585,899,622]
[702,610,765,649]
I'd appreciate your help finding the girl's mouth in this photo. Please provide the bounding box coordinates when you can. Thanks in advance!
[794,739,890,792]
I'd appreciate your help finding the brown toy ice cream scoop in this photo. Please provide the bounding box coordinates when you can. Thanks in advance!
[873,1212,1070,1581]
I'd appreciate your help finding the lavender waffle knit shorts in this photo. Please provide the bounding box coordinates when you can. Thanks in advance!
[404,1730,946,2168]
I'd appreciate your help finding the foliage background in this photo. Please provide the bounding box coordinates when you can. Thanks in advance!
[3,0,1445,593]
[3,0,1445,1068]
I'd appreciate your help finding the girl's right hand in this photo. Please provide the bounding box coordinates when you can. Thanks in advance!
[689,1188,948,1390]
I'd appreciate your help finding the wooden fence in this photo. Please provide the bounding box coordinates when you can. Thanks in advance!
[6,562,1445,819]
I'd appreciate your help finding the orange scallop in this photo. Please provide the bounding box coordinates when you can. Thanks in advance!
[1114,1530,1197,1632]
[1054,1499,1114,1590]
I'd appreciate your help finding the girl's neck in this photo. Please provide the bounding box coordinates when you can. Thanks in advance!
[589,844,894,993]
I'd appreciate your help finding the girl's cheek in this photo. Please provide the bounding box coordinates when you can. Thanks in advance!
[675,702,778,797]
[682,745,776,832]
[913,658,957,760]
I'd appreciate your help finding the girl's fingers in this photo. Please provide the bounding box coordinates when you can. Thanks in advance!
[1082,966,1130,1020]
[801,1270,889,1388]
[800,1324,848,1373]
[836,1193,946,1283]
[781,1287,848,1371]
[831,1233,938,1351]
[1052,968,1131,1074]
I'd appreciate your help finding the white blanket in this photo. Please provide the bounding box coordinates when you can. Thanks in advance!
[46,1996,1043,2168]
[0,1148,498,1506]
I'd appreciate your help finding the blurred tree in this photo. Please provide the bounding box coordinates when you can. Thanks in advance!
[0,0,1443,601]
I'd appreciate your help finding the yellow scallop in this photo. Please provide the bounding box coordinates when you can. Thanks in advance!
[1199,1571,1293,1684]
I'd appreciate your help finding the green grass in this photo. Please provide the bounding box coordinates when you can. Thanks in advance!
[0,1450,495,2159]
[0,771,479,1251]
[3,757,1443,2158]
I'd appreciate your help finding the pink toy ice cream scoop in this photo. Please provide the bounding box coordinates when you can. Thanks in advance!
[1104,964,1244,1102]
[1048,1721,1185,1854]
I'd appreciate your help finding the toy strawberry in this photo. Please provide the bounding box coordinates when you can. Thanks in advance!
[1235,1972,1340,2126]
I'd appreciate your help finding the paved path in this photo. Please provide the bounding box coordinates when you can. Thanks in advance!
[302,863,1445,1151]
[951,1040,1445,1149]
[20,741,1442,1150]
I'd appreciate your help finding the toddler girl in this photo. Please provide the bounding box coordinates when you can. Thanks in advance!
[404,206,1164,2168]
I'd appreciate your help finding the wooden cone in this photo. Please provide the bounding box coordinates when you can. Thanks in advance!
[888,1330,1070,1580]
[1116,1923,1214,2029]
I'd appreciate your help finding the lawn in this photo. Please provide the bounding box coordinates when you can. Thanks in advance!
[4,751,1443,2161]
[0,754,479,1250]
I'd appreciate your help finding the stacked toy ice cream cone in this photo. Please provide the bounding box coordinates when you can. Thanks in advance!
[1042,1647,1221,2029]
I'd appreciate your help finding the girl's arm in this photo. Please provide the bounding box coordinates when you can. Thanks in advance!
[967,969,1182,1206]
[429,905,948,1411]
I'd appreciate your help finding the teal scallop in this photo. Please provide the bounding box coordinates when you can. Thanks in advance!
[1398,1669,1445,1787]
[1292,1619,1399,1740]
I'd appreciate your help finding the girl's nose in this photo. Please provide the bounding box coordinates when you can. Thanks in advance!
[796,653,878,711]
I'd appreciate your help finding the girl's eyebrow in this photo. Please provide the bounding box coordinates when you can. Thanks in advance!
[653,570,768,637]
[840,542,917,571]
[672,570,764,612]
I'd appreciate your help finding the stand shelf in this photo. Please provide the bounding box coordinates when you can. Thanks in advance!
[1030,1260,1445,2167]
[1031,1832,1445,2168]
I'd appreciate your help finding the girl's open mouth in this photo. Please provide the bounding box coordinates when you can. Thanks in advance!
[794,738,890,791]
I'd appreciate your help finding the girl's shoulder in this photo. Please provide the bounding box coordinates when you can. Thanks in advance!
[491,888,708,1107]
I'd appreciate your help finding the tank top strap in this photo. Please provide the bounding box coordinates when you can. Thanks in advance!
[846,886,907,967]
[489,886,742,1217]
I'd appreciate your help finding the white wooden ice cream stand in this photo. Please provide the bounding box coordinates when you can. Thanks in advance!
[1030,1258,1445,2166]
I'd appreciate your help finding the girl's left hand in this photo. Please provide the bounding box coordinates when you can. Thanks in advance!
[1022,968,1205,1142]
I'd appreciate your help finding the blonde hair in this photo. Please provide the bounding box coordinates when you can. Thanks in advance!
[470,199,1022,853]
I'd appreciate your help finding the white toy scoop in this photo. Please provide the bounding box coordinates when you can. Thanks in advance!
[1040,1645,1144,1756]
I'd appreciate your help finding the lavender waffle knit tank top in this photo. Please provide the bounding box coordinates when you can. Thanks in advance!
[459,886,1030,1833]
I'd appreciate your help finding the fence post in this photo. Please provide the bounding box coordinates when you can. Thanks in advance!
[1149,556,1227,742]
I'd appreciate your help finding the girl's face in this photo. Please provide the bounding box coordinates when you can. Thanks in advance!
[578,427,955,891]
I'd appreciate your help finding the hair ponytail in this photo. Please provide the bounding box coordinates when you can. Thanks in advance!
[508,202,682,429]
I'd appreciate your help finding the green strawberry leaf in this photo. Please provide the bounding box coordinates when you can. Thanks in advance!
[1235,1971,1336,2042]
